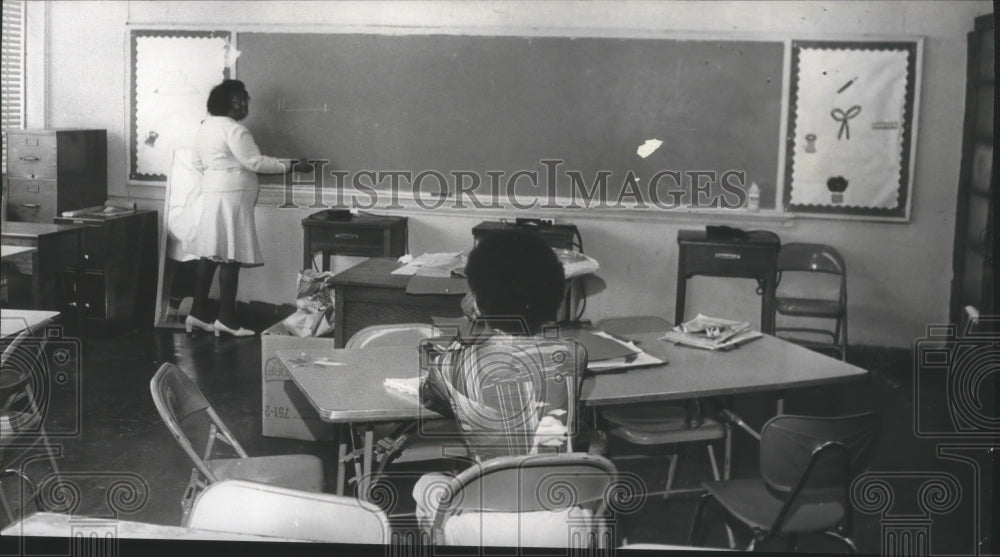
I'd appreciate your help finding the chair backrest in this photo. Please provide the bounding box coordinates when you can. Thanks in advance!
[345,323,442,349]
[431,453,617,546]
[421,335,586,460]
[149,363,246,481]
[186,480,389,543]
[759,412,878,497]
[777,243,847,276]
[776,243,847,306]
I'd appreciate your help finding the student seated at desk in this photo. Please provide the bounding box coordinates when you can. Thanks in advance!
[413,229,588,539]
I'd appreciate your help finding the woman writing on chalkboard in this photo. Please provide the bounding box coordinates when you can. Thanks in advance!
[185,79,290,336]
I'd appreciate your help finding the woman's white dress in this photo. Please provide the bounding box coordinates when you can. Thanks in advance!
[189,116,286,266]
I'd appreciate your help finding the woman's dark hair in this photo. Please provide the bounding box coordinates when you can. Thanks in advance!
[465,229,565,334]
[206,79,247,116]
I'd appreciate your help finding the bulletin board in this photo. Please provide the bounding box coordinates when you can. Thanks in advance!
[784,39,922,221]
[128,29,233,182]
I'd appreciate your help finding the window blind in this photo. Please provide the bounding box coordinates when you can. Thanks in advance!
[2,0,25,174]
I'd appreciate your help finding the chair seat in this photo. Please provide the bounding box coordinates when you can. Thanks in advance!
[702,478,845,534]
[387,419,469,464]
[775,297,843,318]
[604,405,726,445]
[208,454,324,492]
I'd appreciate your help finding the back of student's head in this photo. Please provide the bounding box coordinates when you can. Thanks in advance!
[465,229,564,334]
[206,79,247,116]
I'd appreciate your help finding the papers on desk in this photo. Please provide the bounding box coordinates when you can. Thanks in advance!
[392,252,467,277]
[384,377,421,397]
[660,314,763,351]
[286,354,346,368]
[394,249,599,280]
[564,328,665,373]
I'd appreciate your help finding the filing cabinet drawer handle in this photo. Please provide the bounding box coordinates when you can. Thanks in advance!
[334,233,360,240]
[18,155,40,162]
[20,203,40,209]
[714,252,741,260]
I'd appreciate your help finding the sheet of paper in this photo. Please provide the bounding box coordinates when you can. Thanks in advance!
[391,252,465,275]
[587,350,665,373]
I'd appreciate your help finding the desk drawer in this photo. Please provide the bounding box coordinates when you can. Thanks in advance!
[310,227,387,256]
[682,244,776,277]
[7,135,57,180]
[78,226,105,270]
[67,272,107,319]
[7,180,57,223]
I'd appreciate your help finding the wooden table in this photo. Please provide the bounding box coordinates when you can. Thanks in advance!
[330,258,465,347]
[675,229,781,334]
[2,222,83,310]
[277,345,442,497]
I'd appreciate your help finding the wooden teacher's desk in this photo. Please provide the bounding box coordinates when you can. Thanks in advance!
[329,258,465,347]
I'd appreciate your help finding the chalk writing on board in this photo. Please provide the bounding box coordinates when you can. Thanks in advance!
[277,98,329,113]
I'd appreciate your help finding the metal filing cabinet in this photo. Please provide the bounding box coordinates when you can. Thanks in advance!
[6,130,107,223]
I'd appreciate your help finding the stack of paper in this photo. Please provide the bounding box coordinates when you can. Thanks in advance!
[392,252,467,277]
[563,328,665,372]
[384,377,421,397]
[660,314,762,350]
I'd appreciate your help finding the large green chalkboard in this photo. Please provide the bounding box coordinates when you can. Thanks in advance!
[240,33,783,208]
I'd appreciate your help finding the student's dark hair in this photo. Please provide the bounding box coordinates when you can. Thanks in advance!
[465,229,564,334]
[206,79,247,116]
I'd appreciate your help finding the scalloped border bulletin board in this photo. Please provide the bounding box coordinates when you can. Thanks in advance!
[784,40,921,221]
[129,29,232,182]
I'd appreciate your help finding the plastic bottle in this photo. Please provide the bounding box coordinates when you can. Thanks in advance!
[747,182,760,212]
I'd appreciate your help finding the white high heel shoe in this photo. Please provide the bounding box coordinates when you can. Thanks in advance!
[185,315,215,333]
[213,320,255,337]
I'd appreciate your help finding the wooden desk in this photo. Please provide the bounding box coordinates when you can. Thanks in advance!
[330,258,464,347]
[1,222,82,310]
[302,213,407,271]
[277,345,442,496]
[675,229,780,334]
[581,331,867,407]
[53,210,159,330]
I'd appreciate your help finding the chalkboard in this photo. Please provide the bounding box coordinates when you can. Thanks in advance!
[239,33,783,209]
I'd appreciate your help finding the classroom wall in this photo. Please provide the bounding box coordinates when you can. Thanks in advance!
[29,1,993,347]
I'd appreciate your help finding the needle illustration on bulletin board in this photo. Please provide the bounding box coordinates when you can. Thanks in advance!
[837,76,858,94]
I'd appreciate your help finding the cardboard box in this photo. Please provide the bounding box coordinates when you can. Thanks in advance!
[261,321,338,441]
